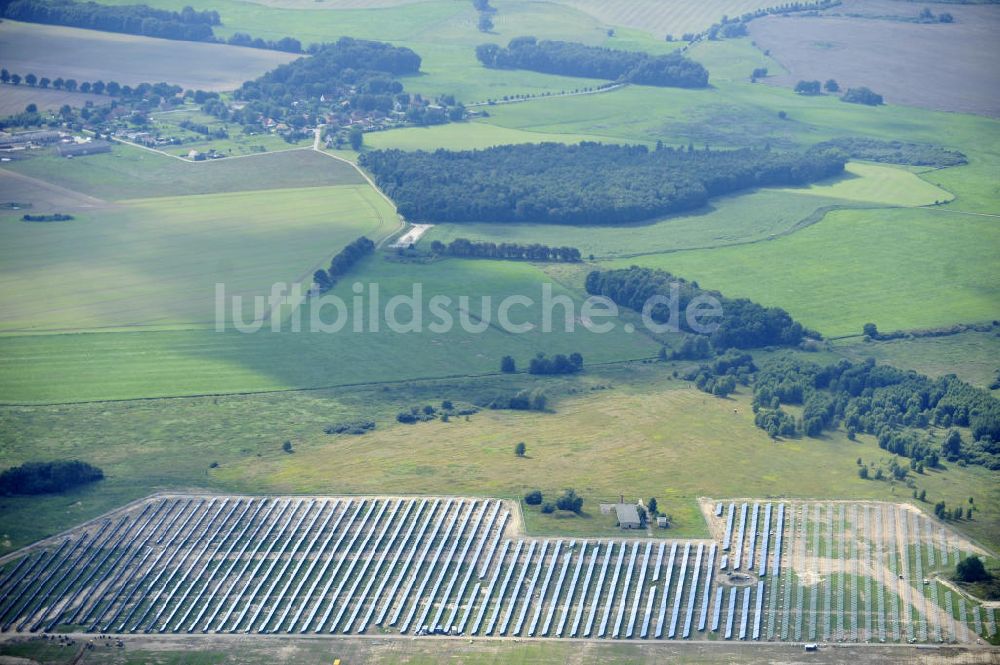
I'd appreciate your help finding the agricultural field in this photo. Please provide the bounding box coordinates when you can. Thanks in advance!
[619,207,1000,338]
[0,85,109,117]
[749,2,1000,117]
[547,0,779,38]
[0,183,391,331]
[2,144,354,200]
[0,21,299,91]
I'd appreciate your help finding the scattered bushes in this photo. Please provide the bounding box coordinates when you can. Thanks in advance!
[0,460,103,495]
[811,137,966,167]
[483,389,548,412]
[528,353,583,375]
[324,420,376,435]
[841,86,884,106]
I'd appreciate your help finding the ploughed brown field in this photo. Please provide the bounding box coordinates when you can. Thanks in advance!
[749,1,1000,117]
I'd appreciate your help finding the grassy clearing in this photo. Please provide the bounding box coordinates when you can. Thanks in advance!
[0,184,390,331]
[834,331,1000,393]
[0,20,298,90]
[0,257,656,402]
[3,144,352,200]
[771,162,951,207]
[617,207,1000,337]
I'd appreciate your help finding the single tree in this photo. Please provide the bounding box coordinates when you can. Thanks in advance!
[52,77,64,90]
[541,502,555,514]
[25,103,37,114]
[10,74,21,86]
[0,69,9,84]
[647,497,658,516]
[919,489,926,501]
[39,77,50,88]
[556,488,583,513]
[955,555,989,583]
[282,440,294,453]
[500,355,516,373]
[823,79,839,93]
[524,489,543,505]
[515,441,526,457]
[25,73,37,87]
[348,127,363,150]
[478,13,494,32]
[858,466,869,479]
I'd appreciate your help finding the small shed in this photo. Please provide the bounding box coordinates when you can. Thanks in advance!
[615,504,641,529]
[656,516,669,528]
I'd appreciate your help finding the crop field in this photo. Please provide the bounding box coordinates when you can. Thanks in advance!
[748,3,1000,117]
[547,0,779,39]
[0,85,109,117]
[0,184,391,332]
[619,207,1000,338]
[2,144,350,201]
[0,257,657,401]
[0,494,989,646]
[0,21,298,91]
[362,120,628,153]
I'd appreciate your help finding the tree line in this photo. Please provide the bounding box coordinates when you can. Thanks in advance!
[312,236,375,292]
[0,68,182,101]
[359,142,846,226]
[1,0,307,51]
[585,266,814,351]
[0,460,103,495]
[3,0,219,42]
[429,238,581,262]
[475,36,709,88]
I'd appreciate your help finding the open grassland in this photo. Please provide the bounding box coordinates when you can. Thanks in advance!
[748,4,1000,117]
[617,207,1000,338]
[0,257,657,402]
[0,184,391,331]
[0,84,109,116]
[420,162,946,258]
[1,364,996,557]
[834,330,1000,393]
[3,144,358,200]
[0,20,298,91]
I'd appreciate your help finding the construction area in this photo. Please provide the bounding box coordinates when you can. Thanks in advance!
[0,495,994,646]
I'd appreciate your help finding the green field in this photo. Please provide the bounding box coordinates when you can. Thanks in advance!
[0,257,657,402]
[3,144,349,201]
[0,184,391,331]
[618,207,1000,338]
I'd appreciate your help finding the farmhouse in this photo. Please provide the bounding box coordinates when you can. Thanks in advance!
[615,503,642,529]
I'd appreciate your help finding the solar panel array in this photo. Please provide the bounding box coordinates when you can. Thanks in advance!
[0,496,987,644]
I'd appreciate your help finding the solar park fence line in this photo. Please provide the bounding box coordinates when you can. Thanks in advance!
[0,496,988,643]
